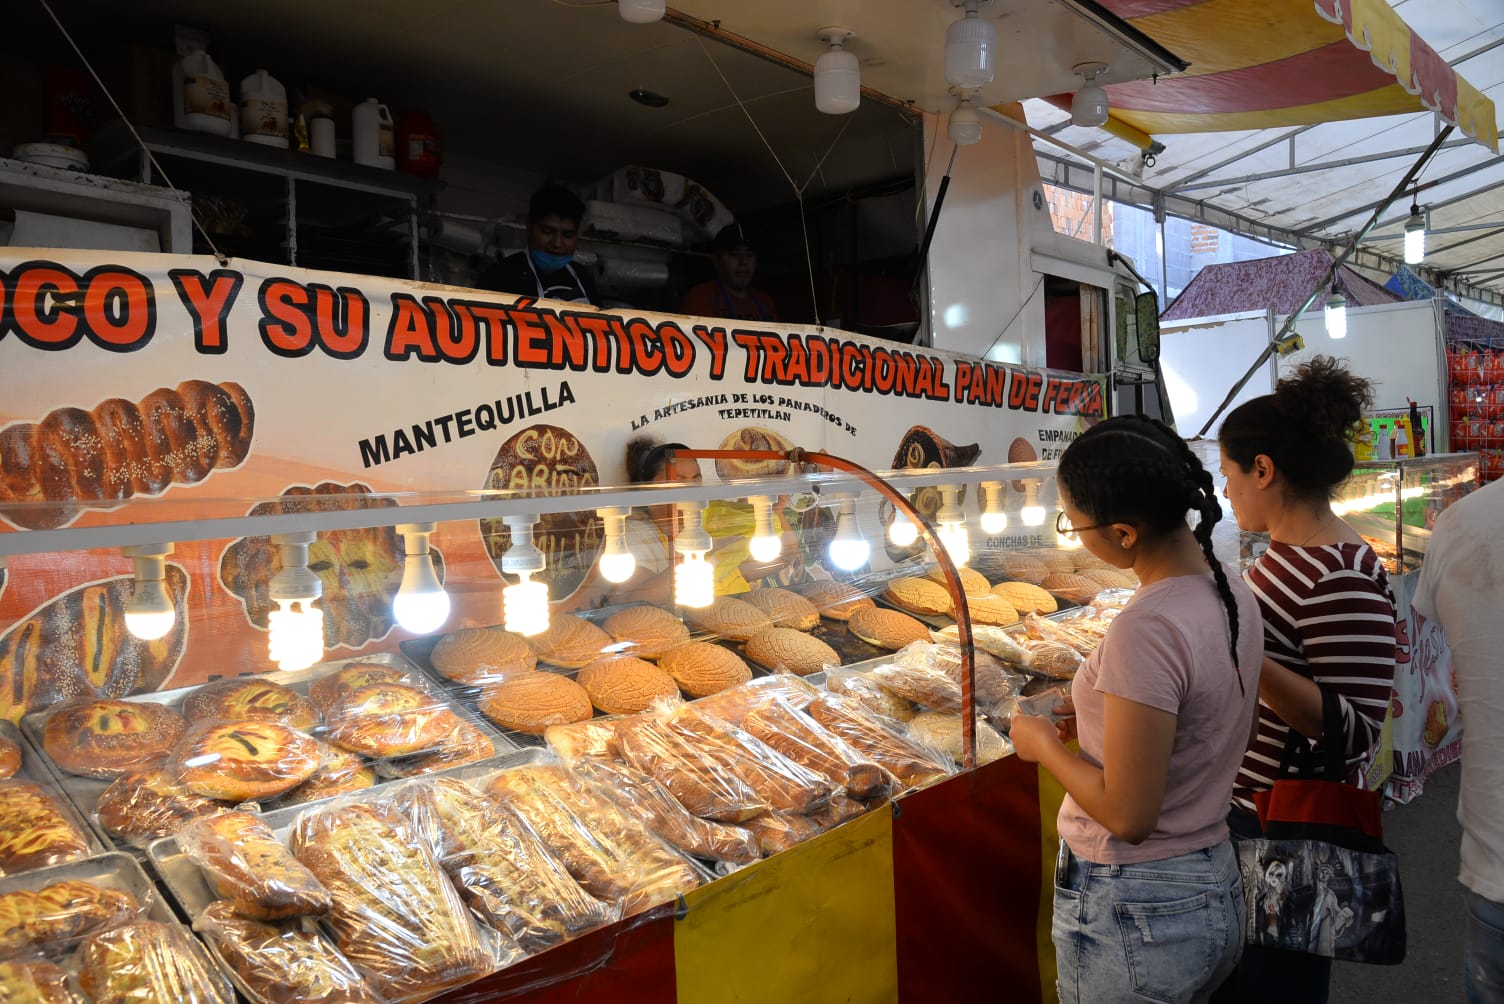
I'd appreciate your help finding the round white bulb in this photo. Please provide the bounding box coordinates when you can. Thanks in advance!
[504,574,550,637]
[599,548,637,585]
[937,521,971,567]
[948,104,982,146]
[749,534,782,563]
[268,599,324,671]
[125,608,176,641]
[393,587,451,635]
[618,0,665,23]
[1020,505,1046,527]
[889,511,919,547]
[945,10,996,89]
[828,536,871,572]
[125,578,175,641]
[675,552,715,608]
[980,510,1008,535]
[815,44,860,115]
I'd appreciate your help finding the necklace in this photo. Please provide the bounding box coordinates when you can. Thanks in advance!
[1297,511,1337,547]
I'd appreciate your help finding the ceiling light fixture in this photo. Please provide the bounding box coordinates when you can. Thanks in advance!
[814,27,860,115]
[123,544,175,641]
[392,523,450,635]
[501,515,550,637]
[1071,62,1110,128]
[945,0,995,89]
[618,0,665,24]
[1324,284,1348,340]
[747,495,782,563]
[596,507,637,585]
[948,96,982,146]
[267,531,325,672]
[1404,203,1426,264]
[673,501,715,608]
[827,495,871,572]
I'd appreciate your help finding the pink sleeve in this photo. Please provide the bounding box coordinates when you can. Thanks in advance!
[1093,609,1192,715]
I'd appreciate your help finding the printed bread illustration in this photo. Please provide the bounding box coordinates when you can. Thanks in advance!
[0,380,254,530]
[0,566,189,724]
[220,483,440,651]
[714,427,793,480]
[885,425,980,560]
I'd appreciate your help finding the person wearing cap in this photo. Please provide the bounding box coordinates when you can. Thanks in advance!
[680,223,778,322]
[479,186,597,304]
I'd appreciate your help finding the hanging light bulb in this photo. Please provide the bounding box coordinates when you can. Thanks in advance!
[945,0,995,89]
[935,485,970,567]
[827,495,871,572]
[595,507,637,585]
[948,97,982,146]
[814,28,860,115]
[1324,284,1348,339]
[1071,62,1110,128]
[617,0,665,23]
[673,502,715,608]
[747,495,782,563]
[501,515,550,637]
[1404,203,1426,264]
[979,481,1008,535]
[123,543,175,641]
[392,523,450,635]
[889,504,920,547]
[1020,481,1046,526]
[267,531,324,671]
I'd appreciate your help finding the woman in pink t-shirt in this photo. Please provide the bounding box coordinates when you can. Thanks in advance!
[1013,416,1264,1004]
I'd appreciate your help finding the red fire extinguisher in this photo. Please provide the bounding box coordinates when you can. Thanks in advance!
[396,110,441,177]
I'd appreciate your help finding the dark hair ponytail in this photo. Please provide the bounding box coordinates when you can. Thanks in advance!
[625,437,689,484]
[1057,416,1241,673]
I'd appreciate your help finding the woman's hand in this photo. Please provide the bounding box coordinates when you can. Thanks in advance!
[1009,712,1062,763]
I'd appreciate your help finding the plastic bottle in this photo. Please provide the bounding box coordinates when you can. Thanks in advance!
[396,110,441,177]
[171,50,232,136]
[352,99,395,169]
[239,70,289,148]
[310,115,335,158]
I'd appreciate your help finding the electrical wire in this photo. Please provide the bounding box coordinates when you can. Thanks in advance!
[37,0,229,265]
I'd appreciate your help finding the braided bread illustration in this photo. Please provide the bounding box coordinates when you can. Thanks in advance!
[0,380,254,529]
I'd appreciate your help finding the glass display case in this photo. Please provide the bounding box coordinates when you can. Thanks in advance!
[1334,451,1480,576]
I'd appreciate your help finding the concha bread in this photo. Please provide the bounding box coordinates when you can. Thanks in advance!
[907,711,1011,766]
[743,628,839,677]
[923,565,992,598]
[1031,550,1077,575]
[990,581,1057,615]
[309,664,409,713]
[602,606,690,660]
[684,597,773,642]
[882,577,953,617]
[1026,640,1084,679]
[742,588,820,631]
[1069,549,1110,571]
[479,672,593,735]
[576,656,680,715]
[656,642,752,698]
[1040,572,1101,606]
[847,607,931,651]
[986,552,1050,585]
[792,580,874,621]
[526,615,614,669]
[1083,567,1138,591]
[429,627,536,685]
[960,594,1019,626]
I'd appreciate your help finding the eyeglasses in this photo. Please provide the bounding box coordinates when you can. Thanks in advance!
[1055,511,1111,540]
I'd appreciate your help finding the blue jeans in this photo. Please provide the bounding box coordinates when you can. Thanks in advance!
[1466,887,1504,1003]
[1054,839,1244,1004]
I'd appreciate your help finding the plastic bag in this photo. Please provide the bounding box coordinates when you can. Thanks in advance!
[266,745,376,809]
[195,901,378,1004]
[1024,611,1107,656]
[0,958,75,1002]
[900,640,1027,708]
[739,697,895,802]
[543,718,622,762]
[664,705,836,816]
[0,878,142,958]
[614,717,769,823]
[688,674,820,726]
[907,711,1012,766]
[870,663,963,713]
[96,770,230,845]
[288,801,494,1003]
[0,781,93,874]
[376,718,495,779]
[822,668,915,723]
[572,759,760,868]
[1019,640,1084,680]
[741,812,822,857]
[804,694,955,790]
[77,919,234,1004]
[931,624,1033,670]
[168,719,324,803]
[323,682,468,760]
[178,811,331,921]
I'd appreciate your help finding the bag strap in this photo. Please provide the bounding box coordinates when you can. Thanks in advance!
[1275,685,1347,780]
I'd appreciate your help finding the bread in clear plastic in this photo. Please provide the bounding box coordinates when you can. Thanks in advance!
[182,679,320,731]
[288,801,494,1002]
[171,720,323,802]
[542,718,621,762]
[1020,640,1084,680]
[572,758,760,867]
[307,664,409,714]
[870,663,963,712]
[1023,611,1107,656]
[0,879,141,957]
[0,781,93,874]
[613,716,769,823]
[688,674,820,726]
[40,699,186,780]
[897,640,1026,709]
[195,901,378,1004]
[77,919,233,1004]
[178,811,331,921]
[0,958,75,1003]
[95,769,226,844]
[742,811,822,857]
[266,746,375,809]
[664,705,836,816]
[931,624,1033,671]
[324,683,466,759]
[823,668,915,723]
[907,711,1012,766]
[740,697,895,802]
[804,693,955,789]
[375,718,494,779]
[428,627,537,687]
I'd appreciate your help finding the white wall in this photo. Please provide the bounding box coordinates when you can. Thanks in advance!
[1159,310,1277,438]
[1279,299,1444,416]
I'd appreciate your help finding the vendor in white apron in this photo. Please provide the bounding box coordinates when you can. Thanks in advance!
[479,186,597,305]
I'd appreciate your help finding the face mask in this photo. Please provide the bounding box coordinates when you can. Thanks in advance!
[529,249,573,273]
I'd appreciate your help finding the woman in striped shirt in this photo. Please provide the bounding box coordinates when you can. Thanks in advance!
[1212,357,1399,1003]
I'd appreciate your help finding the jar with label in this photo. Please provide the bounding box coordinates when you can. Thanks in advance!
[172,50,232,136]
[352,99,395,170]
[239,70,289,149]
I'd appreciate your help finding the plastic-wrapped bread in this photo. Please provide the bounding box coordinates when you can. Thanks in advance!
[740,698,894,802]
[742,811,822,857]
[78,920,232,1004]
[823,669,915,723]
[870,663,964,713]
[543,718,622,762]
[897,640,1025,708]
[288,802,493,1002]
[573,758,760,867]
[484,764,702,916]
[1022,640,1084,680]
[96,770,228,843]
[689,674,820,725]
[807,793,868,830]
[0,781,93,874]
[1023,611,1103,656]
[389,778,614,956]
[178,811,331,920]
[805,694,955,790]
[665,706,835,816]
[907,711,1013,766]
[931,624,1033,671]
[377,718,495,779]
[195,901,378,1004]
[0,959,73,1003]
[614,717,768,823]
[0,879,140,956]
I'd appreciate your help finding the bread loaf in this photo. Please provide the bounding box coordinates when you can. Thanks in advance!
[847,606,931,651]
[78,920,232,1004]
[602,606,689,661]
[42,698,185,779]
[1026,640,1085,679]
[196,901,379,1004]
[982,551,1050,585]
[524,615,614,669]
[173,720,323,802]
[684,597,773,642]
[932,624,1032,671]
[307,663,409,713]
[742,811,821,857]
[325,683,463,758]
[990,581,1057,615]
[908,711,1012,766]
[883,576,953,616]
[742,588,820,631]
[182,678,319,730]
[666,707,837,815]
[824,670,915,722]
[429,627,536,685]
[792,579,874,621]
[0,878,139,956]
[0,781,93,874]
[688,674,820,725]
[575,758,760,867]
[655,642,752,699]
[1023,612,1101,655]
[0,960,73,1004]
[614,718,768,823]
[871,663,964,712]
[0,737,19,781]
[741,698,894,802]
[96,769,227,842]
[902,641,1024,709]
[267,745,375,808]
[576,656,680,715]
[743,628,839,677]
[479,671,593,735]
[805,694,953,789]
[180,810,331,920]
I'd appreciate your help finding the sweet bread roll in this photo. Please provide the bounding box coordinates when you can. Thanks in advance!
[984,552,1050,584]
[1082,567,1138,591]
[325,683,462,758]
[742,811,821,857]
[713,427,793,480]
[1040,572,1101,606]
[479,672,593,735]
[907,711,1011,766]
[573,758,760,867]
[78,920,232,1004]
[656,642,752,698]
[872,664,962,712]
[740,698,895,802]
[0,737,19,781]
[602,607,689,661]
[0,878,139,955]
[96,769,226,842]
[665,707,835,816]
[0,959,72,1004]
[1026,641,1085,679]
[923,565,992,598]
[577,656,679,715]
[173,721,323,802]
[0,780,93,874]
[183,678,319,730]
[180,810,331,920]
[742,588,820,631]
[267,745,375,808]
[806,694,953,789]
[525,615,613,669]
[960,594,1019,627]
[684,596,773,642]
[308,663,409,713]
[792,579,874,621]
[991,581,1057,615]
[614,718,768,824]
[744,628,839,676]
[883,577,953,617]
[847,607,931,651]
[429,627,536,686]
[825,671,915,722]
[378,718,495,778]
[543,718,621,761]
[196,900,378,1004]
[42,699,185,779]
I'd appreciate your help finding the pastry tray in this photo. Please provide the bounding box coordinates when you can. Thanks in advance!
[0,850,234,999]
[0,720,110,871]
[20,651,519,855]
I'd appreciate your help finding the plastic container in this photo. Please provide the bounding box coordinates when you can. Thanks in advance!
[239,69,289,148]
[395,109,441,177]
[310,115,335,158]
[172,50,232,136]
[352,98,394,169]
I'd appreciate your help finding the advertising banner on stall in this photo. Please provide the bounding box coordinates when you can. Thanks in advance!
[0,250,1103,721]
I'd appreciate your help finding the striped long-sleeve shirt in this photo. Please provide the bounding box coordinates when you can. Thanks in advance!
[1233,541,1398,810]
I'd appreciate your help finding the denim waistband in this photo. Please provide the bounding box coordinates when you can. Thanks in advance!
[1058,840,1237,892]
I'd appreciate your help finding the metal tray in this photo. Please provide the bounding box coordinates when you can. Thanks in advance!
[20,651,518,855]
[0,720,109,871]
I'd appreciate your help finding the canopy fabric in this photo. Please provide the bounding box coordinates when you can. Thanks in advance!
[1085,0,1498,151]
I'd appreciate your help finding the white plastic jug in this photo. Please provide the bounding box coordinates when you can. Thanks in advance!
[171,50,232,136]
[239,70,289,149]
[352,99,394,169]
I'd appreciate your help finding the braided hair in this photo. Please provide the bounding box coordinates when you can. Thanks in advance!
[1057,416,1241,674]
